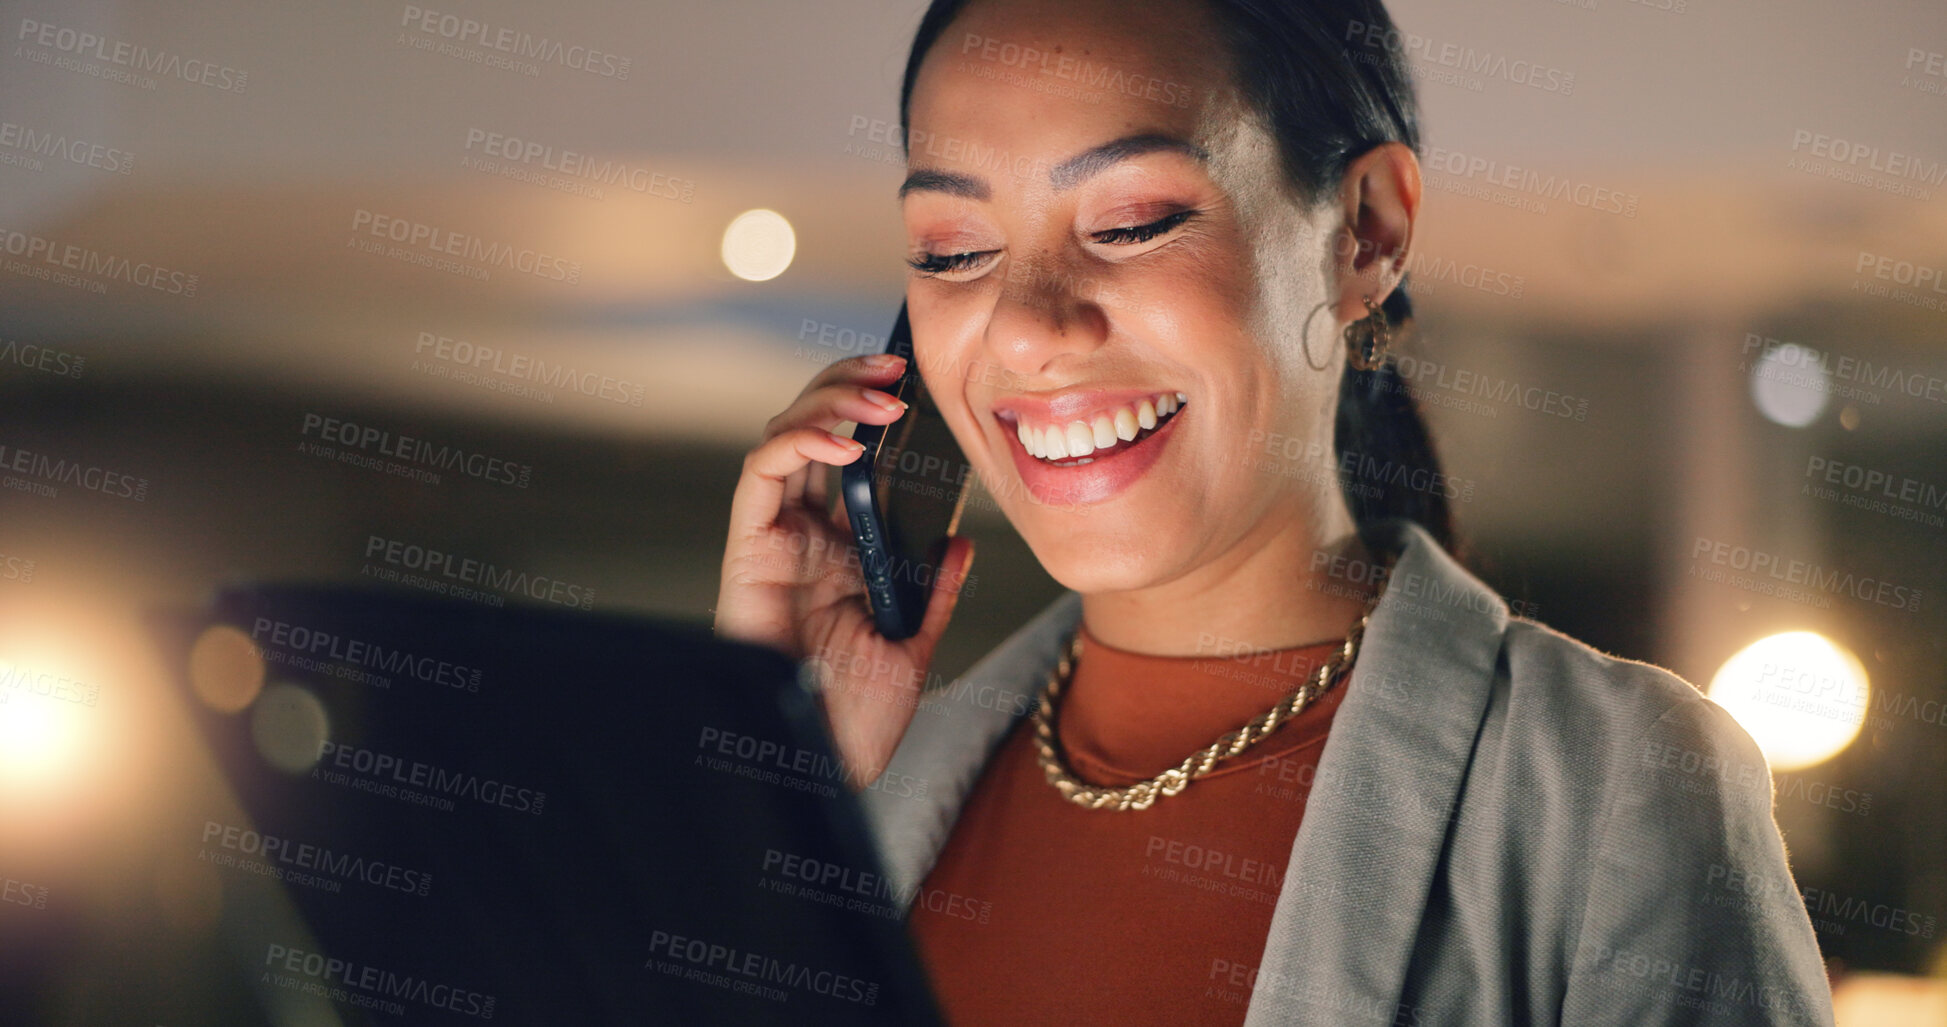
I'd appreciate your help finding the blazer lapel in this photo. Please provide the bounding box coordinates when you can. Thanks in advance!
[1243,519,1509,1026]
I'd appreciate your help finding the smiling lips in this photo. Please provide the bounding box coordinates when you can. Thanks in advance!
[1002,390,1187,464]
[992,389,1188,506]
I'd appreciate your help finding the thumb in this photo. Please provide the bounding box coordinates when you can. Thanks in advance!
[908,536,975,659]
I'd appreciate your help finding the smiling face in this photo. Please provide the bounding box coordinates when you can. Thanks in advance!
[902,0,1355,596]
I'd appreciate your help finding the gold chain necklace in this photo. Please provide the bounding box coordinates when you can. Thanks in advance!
[1031,598,1379,812]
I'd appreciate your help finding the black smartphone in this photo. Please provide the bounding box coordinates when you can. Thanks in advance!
[841,302,972,640]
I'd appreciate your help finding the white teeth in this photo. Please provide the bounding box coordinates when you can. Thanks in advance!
[1065,421,1095,457]
[1009,391,1185,463]
[1092,414,1116,449]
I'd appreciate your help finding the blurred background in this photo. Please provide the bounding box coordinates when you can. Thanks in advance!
[0,0,1944,1023]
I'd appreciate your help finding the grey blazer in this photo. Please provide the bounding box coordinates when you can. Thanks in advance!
[858,518,1837,1026]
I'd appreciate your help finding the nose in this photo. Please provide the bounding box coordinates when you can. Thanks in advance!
[983,253,1111,380]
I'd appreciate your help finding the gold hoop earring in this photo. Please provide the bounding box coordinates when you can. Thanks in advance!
[1298,300,1333,371]
[1344,295,1391,371]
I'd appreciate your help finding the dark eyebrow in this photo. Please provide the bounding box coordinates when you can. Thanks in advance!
[898,133,1208,200]
[1049,133,1208,189]
[898,168,989,201]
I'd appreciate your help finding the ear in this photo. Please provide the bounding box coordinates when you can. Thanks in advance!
[1330,142,1421,324]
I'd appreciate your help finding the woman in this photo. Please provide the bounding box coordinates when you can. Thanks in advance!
[716,0,1835,1023]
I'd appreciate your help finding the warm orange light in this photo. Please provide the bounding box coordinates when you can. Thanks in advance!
[189,625,265,714]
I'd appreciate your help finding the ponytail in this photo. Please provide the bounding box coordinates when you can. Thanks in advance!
[1335,282,1457,554]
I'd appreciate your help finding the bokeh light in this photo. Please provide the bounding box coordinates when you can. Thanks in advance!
[1749,344,1829,428]
[720,208,796,281]
[189,625,265,714]
[1708,631,1869,771]
[0,658,93,789]
[249,682,330,774]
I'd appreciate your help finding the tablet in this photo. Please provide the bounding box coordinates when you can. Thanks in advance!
[149,583,944,1026]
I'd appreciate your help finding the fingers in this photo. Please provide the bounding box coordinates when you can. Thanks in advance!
[808,351,907,394]
[804,456,831,512]
[905,536,975,661]
[728,426,866,543]
[765,354,908,440]
[765,381,908,445]
[755,354,908,511]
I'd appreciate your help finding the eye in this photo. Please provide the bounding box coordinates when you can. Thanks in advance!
[1091,209,1199,246]
[906,250,998,277]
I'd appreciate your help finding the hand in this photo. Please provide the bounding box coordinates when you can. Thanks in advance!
[714,353,976,789]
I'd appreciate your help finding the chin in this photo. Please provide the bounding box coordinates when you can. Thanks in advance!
[1012,512,1183,596]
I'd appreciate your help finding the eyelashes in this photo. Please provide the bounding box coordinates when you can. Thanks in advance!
[907,250,989,275]
[906,209,1199,276]
[1089,209,1197,245]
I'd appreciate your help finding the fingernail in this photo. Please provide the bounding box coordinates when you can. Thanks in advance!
[868,353,906,369]
[864,390,907,413]
[831,432,866,452]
